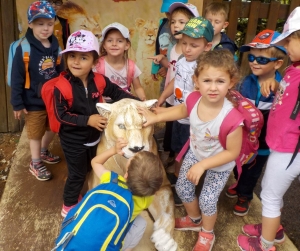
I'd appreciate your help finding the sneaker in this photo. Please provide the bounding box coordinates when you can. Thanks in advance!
[41,150,61,164]
[237,235,276,251]
[166,173,177,187]
[175,215,202,231]
[234,197,250,216]
[242,223,285,244]
[171,186,183,206]
[29,161,52,181]
[61,195,83,218]
[226,187,238,198]
[193,231,215,251]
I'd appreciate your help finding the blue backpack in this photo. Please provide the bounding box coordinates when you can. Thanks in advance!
[6,36,61,89]
[53,172,134,251]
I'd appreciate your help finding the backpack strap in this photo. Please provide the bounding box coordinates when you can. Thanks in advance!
[97,57,106,75]
[20,38,31,89]
[176,91,201,162]
[126,59,135,91]
[93,73,106,103]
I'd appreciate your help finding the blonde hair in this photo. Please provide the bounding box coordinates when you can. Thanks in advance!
[204,2,229,21]
[194,50,240,104]
[126,151,164,197]
[261,47,286,60]
[290,30,300,39]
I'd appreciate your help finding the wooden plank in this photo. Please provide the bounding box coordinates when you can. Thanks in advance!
[289,0,300,14]
[266,1,281,30]
[227,0,242,41]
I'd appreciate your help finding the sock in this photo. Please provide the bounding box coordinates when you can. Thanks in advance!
[189,215,202,224]
[32,158,41,164]
[260,236,274,251]
[202,227,214,234]
[41,148,47,153]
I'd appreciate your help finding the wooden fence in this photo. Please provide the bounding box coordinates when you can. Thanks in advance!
[0,0,299,132]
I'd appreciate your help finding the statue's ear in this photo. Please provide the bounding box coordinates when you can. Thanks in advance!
[144,99,157,110]
[96,103,111,119]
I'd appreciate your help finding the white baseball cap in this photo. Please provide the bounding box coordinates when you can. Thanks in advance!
[168,2,199,17]
[272,7,300,45]
[100,22,130,42]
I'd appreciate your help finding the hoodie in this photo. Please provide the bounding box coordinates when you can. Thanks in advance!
[11,27,63,111]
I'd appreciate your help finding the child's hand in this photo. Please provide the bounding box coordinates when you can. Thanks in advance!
[14,109,28,120]
[87,114,107,131]
[151,106,167,114]
[137,107,157,127]
[151,74,159,81]
[187,163,205,185]
[148,54,165,65]
[260,78,279,97]
[156,96,166,107]
[158,67,167,78]
[115,138,128,155]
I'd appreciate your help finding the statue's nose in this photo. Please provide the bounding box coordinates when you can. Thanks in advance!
[129,146,144,153]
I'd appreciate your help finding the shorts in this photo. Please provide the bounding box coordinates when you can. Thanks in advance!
[24,110,49,140]
[171,121,190,153]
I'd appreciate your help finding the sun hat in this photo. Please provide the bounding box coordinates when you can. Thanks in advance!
[60,30,100,55]
[161,0,187,13]
[175,16,214,42]
[240,29,287,54]
[272,7,300,45]
[168,2,199,17]
[27,1,56,23]
[100,22,130,42]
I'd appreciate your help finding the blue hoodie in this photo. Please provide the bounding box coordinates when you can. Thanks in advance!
[11,27,63,111]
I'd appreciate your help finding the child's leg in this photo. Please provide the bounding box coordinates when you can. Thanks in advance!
[41,130,55,149]
[261,151,300,242]
[122,215,147,251]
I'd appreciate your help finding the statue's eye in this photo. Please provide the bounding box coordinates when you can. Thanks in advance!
[118,124,126,129]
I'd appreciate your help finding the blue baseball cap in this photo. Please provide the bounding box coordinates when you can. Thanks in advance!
[240,29,287,54]
[161,0,188,13]
[27,1,56,23]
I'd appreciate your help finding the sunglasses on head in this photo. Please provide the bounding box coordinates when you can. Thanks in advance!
[49,0,63,6]
[248,54,279,65]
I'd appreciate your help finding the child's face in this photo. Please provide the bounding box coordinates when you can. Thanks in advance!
[283,36,300,62]
[29,18,55,42]
[205,12,228,36]
[170,12,190,39]
[181,35,212,62]
[103,30,130,57]
[248,48,282,79]
[67,51,96,82]
[194,66,233,106]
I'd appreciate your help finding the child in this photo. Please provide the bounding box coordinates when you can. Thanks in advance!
[204,2,238,56]
[226,30,287,217]
[152,16,213,205]
[92,138,164,251]
[49,0,70,49]
[54,29,139,217]
[10,1,63,181]
[139,50,243,251]
[150,2,199,205]
[237,7,300,251]
[94,22,146,102]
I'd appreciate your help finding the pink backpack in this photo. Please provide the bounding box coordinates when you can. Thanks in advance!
[95,57,135,91]
[177,90,264,189]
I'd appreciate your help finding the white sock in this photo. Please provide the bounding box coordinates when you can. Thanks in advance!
[202,227,214,234]
[260,236,274,250]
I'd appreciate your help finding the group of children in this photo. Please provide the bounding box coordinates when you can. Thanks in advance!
[9,0,300,251]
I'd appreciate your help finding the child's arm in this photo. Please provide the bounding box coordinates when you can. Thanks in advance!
[91,138,128,179]
[138,103,188,127]
[260,78,279,97]
[157,79,175,107]
[148,54,169,68]
[187,126,243,185]
[132,77,146,101]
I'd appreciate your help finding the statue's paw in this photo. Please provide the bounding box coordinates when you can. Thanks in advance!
[153,213,173,232]
[151,228,177,251]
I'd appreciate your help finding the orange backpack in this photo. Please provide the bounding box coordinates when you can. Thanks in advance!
[41,72,105,133]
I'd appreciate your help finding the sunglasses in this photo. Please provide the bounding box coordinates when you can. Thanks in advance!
[49,0,63,6]
[248,54,278,65]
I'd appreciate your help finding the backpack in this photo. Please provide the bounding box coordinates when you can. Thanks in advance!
[6,36,62,89]
[95,57,135,91]
[176,90,264,189]
[41,72,105,133]
[52,171,134,251]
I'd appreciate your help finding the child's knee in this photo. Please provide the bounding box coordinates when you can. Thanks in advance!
[261,192,283,218]
[199,195,217,216]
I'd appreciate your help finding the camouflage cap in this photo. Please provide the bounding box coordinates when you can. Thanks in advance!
[175,16,214,42]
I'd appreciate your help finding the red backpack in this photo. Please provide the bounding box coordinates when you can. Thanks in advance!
[41,72,105,133]
[94,57,135,91]
[177,90,264,189]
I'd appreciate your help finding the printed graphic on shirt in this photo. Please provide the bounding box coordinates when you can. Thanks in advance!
[159,33,171,55]
[39,56,57,79]
[272,77,290,110]
[109,74,127,90]
[190,127,218,152]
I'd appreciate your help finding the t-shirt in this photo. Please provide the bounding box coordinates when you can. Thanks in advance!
[100,171,153,222]
[266,64,300,153]
[173,57,197,124]
[165,44,181,105]
[188,96,236,172]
